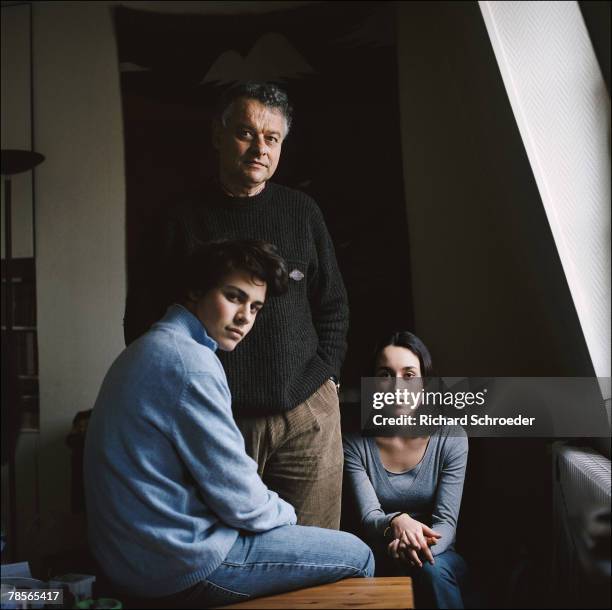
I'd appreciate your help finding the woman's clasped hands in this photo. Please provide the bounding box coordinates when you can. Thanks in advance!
[387,513,441,568]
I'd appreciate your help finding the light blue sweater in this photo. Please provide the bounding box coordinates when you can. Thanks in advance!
[84,305,296,598]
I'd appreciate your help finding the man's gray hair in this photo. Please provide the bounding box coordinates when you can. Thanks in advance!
[216,82,293,136]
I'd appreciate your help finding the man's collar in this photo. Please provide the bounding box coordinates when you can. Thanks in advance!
[154,304,218,351]
[219,179,267,198]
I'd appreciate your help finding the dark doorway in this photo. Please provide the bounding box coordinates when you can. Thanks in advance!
[114,1,413,388]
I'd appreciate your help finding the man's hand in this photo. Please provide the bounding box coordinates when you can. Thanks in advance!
[390,513,441,566]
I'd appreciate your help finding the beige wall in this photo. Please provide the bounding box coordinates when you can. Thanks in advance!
[27,0,314,559]
[33,1,126,555]
[1,3,33,258]
[396,1,595,378]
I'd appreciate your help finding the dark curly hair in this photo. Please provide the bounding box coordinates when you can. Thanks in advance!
[180,239,288,301]
[215,82,293,135]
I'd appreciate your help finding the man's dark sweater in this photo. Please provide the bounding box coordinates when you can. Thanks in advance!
[124,181,349,415]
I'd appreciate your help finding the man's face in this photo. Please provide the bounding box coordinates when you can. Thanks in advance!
[191,269,267,351]
[214,97,286,194]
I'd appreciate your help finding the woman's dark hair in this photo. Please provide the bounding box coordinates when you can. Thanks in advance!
[180,239,288,300]
[373,331,434,377]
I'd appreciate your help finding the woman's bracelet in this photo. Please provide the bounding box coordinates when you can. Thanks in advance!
[383,512,408,539]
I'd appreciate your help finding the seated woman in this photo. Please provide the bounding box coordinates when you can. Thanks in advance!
[343,331,468,609]
[85,240,373,608]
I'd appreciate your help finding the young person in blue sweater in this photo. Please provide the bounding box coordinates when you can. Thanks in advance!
[84,240,373,608]
[343,331,468,609]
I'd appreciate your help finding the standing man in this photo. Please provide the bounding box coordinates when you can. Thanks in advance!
[124,82,349,530]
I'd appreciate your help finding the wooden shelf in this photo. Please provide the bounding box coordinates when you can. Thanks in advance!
[2,257,39,431]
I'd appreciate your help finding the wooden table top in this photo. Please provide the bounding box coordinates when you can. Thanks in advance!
[214,576,413,609]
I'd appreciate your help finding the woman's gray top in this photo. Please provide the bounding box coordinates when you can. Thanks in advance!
[343,426,468,556]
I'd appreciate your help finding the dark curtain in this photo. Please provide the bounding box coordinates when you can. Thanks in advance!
[114,1,413,387]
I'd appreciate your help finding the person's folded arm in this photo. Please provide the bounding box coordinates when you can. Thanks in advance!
[343,436,401,541]
[429,434,469,556]
[171,371,297,532]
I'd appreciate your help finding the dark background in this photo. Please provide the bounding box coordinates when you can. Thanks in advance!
[116,1,412,389]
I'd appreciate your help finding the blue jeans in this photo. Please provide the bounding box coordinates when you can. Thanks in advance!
[409,549,468,609]
[375,547,467,609]
[159,525,374,608]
